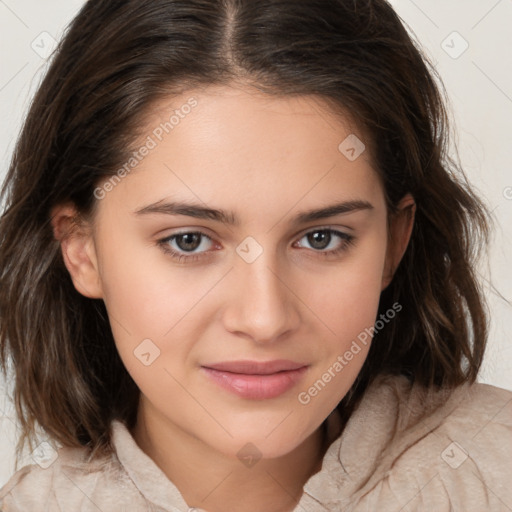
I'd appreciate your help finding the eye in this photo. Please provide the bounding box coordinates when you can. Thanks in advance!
[157,231,215,263]
[293,228,355,258]
[157,228,355,263]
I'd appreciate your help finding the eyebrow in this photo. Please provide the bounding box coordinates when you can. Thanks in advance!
[133,199,374,226]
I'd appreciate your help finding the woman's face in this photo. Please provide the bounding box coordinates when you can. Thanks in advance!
[56,84,413,459]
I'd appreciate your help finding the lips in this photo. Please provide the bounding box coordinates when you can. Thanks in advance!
[200,360,309,400]
[204,359,306,375]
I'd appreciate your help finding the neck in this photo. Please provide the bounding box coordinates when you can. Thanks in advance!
[131,400,331,512]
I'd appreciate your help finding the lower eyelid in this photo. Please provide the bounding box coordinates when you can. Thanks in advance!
[166,232,214,246]
[159,228,353,258]
[295,229,352,248]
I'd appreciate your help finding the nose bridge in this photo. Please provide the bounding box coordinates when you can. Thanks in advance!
[224,237,299,342]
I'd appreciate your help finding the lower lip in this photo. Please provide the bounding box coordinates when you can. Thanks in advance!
[201,366,309,400]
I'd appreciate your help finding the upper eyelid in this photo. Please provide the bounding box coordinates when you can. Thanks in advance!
[161,226,351,249]
[295,225,354,239]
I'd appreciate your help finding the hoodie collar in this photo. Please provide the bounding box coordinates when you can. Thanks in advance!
[111,374,465,511]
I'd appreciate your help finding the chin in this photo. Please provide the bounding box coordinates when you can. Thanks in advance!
[206,419,315,462]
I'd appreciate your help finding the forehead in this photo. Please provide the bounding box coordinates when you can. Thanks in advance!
[96,84,384,223]
[141,83,370,156]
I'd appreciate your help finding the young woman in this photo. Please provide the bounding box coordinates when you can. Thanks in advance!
[1,0,510,511]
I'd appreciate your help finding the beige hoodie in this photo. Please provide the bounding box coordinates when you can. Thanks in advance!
[1,374,511,511]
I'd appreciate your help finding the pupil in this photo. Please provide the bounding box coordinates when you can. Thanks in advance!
[308,230,330,250]
[178,233,200,251]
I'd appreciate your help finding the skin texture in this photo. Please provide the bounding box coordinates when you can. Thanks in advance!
[51,83,415,512]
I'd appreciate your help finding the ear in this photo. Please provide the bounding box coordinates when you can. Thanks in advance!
[50,203,103,299]
[381,193,416,290]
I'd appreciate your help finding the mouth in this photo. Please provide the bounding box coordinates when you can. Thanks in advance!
[200,360,309,400]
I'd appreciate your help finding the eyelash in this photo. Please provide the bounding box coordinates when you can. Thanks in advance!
[157,228,355,264]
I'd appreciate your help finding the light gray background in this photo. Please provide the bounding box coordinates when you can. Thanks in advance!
[0,0,511,488]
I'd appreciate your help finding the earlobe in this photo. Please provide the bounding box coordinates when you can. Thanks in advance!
[381,194,416,290]
[50,203,103,299]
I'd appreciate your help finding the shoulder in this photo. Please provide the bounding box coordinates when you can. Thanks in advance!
[310,375,512,511]
[402,379,512,468]
[373,377,512,510]
[435,380,512,442]
[0,441,138,511]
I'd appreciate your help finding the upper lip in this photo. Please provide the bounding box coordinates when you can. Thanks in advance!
[203,360,308,375]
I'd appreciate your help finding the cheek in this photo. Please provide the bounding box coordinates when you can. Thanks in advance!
[305,233,387,333]
[97,232,202,334]
[96,234,221,378]
[97,220,386,359]
[295,246,385,415]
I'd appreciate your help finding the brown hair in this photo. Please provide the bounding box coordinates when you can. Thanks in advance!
[0,0,492,467]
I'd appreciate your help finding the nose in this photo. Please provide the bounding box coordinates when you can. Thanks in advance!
[222,247,301,344]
